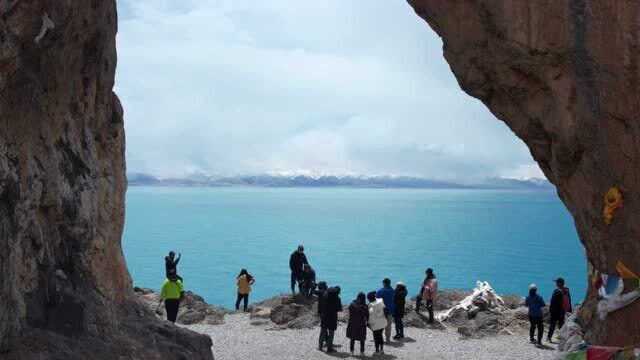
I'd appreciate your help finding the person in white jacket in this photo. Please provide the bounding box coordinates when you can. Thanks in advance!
[367,291,387,354]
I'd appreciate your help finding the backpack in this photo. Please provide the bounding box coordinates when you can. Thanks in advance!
[562,288,572,313]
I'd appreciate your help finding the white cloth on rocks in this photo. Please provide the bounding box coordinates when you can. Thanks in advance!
[440,281,505,321]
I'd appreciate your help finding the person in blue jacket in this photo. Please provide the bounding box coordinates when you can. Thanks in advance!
[376,278,395,343]
[525,284,546,346]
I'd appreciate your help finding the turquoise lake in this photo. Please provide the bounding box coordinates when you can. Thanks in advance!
[123,186,586,308]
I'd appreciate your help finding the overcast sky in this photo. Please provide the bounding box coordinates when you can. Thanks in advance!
[115,0,543,180]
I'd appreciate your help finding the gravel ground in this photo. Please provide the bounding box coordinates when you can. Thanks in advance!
[185,313,558,360]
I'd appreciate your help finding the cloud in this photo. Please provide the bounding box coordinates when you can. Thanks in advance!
[116,0,542,180]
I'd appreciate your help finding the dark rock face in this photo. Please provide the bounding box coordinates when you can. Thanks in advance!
[0,1,211,358]
[408,0,640,347]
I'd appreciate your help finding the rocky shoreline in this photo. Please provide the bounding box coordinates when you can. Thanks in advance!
[135,281,554,341]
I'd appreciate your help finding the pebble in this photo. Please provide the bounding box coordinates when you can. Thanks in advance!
[185,313,558,360]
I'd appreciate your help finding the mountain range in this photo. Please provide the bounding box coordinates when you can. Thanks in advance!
[127,173,554,190]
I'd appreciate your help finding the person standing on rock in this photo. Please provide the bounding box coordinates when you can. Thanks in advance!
[347,292,369,356]
[158,269,184,323]
[393,282,408,339]
[548,277,571,343]
[525,284,545,345]
[421,268,438,324]
[376,278,395,343]
[165,251,183,282]
[319,286,342,353]
[289,245,308,294]
[235,269,255,312]
[367,291,387,354]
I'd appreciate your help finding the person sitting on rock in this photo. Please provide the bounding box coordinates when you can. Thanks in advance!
[548,277,571,343]
[319,286,342,353]
[367,291,387,355]
[235,269,255,312]
[393,282,408,339]
[525,283,545,346]
[165,251,183,282]
[347,292,369,356]
[289,245,308,294]
[300,264,316,297]
[376,278,395,343]
[421,268,438,324]
[158,269,184,323]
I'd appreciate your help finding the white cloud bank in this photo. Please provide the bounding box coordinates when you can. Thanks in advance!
[116,0,543,180]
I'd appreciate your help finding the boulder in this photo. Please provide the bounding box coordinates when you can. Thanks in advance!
[250,307,272,320]
[270,303,308,325]
[134,287,227,326]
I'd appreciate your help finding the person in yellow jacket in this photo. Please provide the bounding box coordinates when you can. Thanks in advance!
[157,270,184,323]
[235,269,255,312]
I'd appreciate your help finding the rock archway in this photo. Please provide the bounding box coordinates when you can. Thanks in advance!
[408,0,640,347]
[0,0,638,358]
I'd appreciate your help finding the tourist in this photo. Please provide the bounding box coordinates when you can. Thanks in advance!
[421,268,438,323]
[415,268,431,312]
[376,278,395,343]
[158,270,184,323]
[548,277,572,343]
[319,286,342,353]
[300,264,316,297]
[346,292,369,356]
[525,284,545,345]
[165,251,183,282]
[367,291,387,354]
[393,282,408,339]
[235,269,255,312]
[289,245,308,294]
[315,281,329,350]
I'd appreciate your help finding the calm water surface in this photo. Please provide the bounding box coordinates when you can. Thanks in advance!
[123,187,586,308]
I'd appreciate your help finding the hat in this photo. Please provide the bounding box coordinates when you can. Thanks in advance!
[554,277,565,285]
[396,281,405,287]
[529,283,537,290]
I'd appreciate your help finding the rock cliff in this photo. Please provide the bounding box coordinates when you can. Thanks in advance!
[408,0,640,347]
[0,1,211,358]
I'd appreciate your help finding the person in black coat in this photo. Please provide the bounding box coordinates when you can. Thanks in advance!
[315,281,329,350]
[164,251,183,282]
[548,278,572,342]
[346,292,369,356]
[393,282,408,339]
[289,245,308,294]
[319,286,342,353]
[300,264,316,297]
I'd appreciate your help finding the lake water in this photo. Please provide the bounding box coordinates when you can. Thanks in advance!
[123,186,586,308]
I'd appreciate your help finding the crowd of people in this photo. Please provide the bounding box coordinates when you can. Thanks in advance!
[155,245,573,355]
[288,245,439,355]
